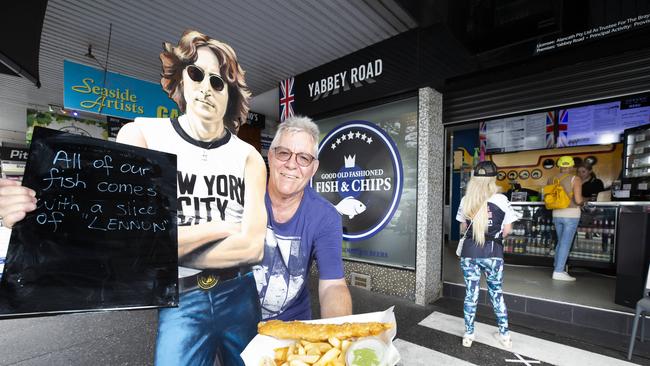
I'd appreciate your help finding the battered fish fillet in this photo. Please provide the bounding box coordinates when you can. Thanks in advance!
[257,320,393,342]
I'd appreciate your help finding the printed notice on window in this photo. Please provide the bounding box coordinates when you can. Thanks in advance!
[0,127,178,317]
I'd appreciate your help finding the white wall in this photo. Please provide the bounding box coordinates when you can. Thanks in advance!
[0,100,27,145]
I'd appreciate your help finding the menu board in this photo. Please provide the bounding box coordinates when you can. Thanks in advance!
[558,94,650,147]
[480,111,554,153]
[0,127,178,317]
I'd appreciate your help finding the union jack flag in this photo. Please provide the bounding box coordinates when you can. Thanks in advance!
[557,109,569,147]
[546,111,555,148]
[279,77,295,122]
[479,121,487,155]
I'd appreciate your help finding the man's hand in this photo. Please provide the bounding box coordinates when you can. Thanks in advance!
[0,179,37,229]
[318,278,352,318]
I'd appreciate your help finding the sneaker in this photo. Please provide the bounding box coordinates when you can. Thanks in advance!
[493,332,512,349]
[552,271,576,281]
[462,333,475,348]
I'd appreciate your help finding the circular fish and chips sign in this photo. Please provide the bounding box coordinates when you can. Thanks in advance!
[311,120,403,241]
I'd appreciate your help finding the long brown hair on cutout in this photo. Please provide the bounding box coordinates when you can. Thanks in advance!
[159,29,251,131]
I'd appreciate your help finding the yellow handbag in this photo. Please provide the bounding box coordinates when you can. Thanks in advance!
[543,175,572,209]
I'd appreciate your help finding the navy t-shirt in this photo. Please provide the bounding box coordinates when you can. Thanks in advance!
[456,193,519,258]
[253,186,344,321]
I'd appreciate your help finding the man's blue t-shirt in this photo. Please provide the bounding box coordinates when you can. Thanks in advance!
[253,186,344,321]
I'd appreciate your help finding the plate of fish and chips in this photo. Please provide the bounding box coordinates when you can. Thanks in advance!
[241,307,400,366]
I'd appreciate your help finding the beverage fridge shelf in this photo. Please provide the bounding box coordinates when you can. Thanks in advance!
[507,203,618,269]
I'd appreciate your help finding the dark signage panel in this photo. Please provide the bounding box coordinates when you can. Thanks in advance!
[246,111,265,128]
[0,146,29,161]
[292,26,474,117]
[294,31,419,116]
[106,116,132,138]
[0,127,178,317]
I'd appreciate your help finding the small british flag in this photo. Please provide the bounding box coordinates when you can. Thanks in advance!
[279,77,295,122]
[479,121,487,154]
[557,109,569,147]
[546,111,555,148]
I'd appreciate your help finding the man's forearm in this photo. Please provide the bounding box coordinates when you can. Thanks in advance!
[320,284,352,318]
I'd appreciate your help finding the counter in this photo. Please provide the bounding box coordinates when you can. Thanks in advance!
[587,201,650,206]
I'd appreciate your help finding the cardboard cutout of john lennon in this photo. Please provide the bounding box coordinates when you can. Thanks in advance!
[117,30,267,366]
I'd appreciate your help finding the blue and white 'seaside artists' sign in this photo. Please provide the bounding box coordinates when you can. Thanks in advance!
[312,120,403,241]
[63,60,179,120]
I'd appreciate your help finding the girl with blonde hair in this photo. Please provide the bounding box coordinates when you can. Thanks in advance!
[456,161,518,349]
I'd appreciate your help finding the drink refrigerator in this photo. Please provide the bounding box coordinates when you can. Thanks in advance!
[621,123,650,200]
[506,203,617,270]
[615,123,650,307]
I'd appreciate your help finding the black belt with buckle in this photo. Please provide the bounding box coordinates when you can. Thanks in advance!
[179,266,251,293]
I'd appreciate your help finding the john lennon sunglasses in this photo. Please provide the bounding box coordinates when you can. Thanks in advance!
[186,64,225,91]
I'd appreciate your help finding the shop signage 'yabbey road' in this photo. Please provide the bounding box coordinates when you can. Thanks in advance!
[293,31,419,117]
[63,60,179,120]
[311,120,403,241]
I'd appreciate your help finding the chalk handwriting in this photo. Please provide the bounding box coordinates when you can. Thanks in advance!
[33,148,168,234]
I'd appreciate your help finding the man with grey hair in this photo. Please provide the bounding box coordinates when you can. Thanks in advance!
[253,115,352,320]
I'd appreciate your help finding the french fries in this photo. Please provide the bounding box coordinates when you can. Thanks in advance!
[270,336,350,366]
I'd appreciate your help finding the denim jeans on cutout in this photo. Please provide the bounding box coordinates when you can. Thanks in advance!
[552,217,579,273]
[155,272,261,366]
[460,257,509,336]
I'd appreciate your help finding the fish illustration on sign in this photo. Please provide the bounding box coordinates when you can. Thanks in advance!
[335,196,366,219]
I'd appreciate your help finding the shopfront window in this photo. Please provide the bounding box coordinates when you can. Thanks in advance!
[314,97,417,268]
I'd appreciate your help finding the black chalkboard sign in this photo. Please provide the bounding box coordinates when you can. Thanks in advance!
[0,127,178,317]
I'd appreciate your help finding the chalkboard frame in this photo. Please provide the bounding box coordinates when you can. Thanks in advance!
[0,127,179,317]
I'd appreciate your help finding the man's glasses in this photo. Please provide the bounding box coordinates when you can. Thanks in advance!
[273,146,316,167]
[186,64,225,92]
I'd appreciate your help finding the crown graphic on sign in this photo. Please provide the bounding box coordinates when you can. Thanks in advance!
[344,154,356,168]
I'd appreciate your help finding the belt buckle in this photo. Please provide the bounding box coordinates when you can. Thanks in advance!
[197,273,218,290]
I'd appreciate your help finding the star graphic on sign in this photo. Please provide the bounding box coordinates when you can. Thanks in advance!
[361,133,367,141]
[336,138,341,144]
[367,137,373,144]
[331,143,336,150]
[347,131,354,139]
[341,134,347,141]
[355,131,361,138]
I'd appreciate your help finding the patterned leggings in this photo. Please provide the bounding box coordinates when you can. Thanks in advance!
[460,257,509,336]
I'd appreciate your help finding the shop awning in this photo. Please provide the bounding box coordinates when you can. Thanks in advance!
[0,1,48,88]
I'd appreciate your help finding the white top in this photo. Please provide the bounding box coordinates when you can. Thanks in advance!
[133,117,255,277]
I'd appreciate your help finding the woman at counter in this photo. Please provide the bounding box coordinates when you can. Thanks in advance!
[577,162,604,200]
[549,156,584,281]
